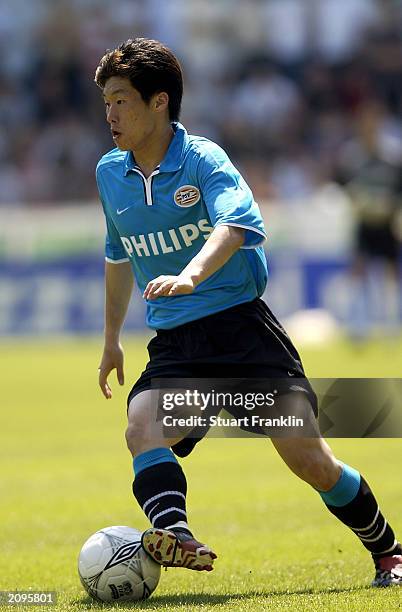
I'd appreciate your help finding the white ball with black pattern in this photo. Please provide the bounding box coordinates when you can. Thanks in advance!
[78,525,161,602]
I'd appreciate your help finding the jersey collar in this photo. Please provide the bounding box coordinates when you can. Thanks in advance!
[123,122,188,176]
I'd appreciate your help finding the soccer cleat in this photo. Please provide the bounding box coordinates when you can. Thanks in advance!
[372,554,402,587]
[141,528,217,571]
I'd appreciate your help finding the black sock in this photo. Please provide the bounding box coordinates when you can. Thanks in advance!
[325,476,401,558]
[133,461,192,534]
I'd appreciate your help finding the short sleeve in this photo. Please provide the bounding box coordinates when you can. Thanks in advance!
[197,145,267,248]
[103,208,130,263]
[96,168,129,263]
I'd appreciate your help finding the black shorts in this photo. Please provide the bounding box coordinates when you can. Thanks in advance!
[128,298,317,456]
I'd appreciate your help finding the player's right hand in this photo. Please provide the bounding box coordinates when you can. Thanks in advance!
[98,342,125,399]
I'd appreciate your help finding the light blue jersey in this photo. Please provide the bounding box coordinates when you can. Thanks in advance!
[96,122,268,329]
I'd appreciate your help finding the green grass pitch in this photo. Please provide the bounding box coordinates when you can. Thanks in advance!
[1,335,402,611]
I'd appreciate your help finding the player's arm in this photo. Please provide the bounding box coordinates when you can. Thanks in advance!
[99,261,134,398]
[143,225,244,299]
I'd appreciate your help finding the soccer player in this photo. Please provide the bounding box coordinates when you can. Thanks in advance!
[335,101,402,339]
[95,38,402,586]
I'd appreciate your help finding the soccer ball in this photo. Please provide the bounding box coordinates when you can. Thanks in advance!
[78,526,161,602]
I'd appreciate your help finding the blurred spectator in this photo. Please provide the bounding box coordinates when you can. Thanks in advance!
[223,58,303,158]
[313,0,379,64]
[335,101,402,338]
[364,24,402,113]
[260,0,310,70]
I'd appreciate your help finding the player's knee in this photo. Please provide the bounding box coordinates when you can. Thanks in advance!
[125,418,148,455]
[125,392,157,455]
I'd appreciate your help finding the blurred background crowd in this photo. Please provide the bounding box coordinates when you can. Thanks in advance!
[1,0,402,205]
[0,0,401,338]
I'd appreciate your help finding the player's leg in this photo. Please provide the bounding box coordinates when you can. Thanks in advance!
[270,394,402,586]
[383,256,401,335]
[126,390,217,571]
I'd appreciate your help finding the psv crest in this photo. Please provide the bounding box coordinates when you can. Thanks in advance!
[174,185,201,207]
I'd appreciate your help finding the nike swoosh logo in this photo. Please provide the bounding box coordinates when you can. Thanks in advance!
[116,206,132,215]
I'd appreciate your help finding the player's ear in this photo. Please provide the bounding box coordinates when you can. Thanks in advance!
[153,92,169,114]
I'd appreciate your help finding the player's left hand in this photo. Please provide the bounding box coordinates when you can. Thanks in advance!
[143,275,195,299]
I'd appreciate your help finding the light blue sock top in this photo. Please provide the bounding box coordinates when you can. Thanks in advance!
[133,447,178,476]
[318,463,361,507]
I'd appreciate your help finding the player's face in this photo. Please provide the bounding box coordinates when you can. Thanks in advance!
[102,76,159,151]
